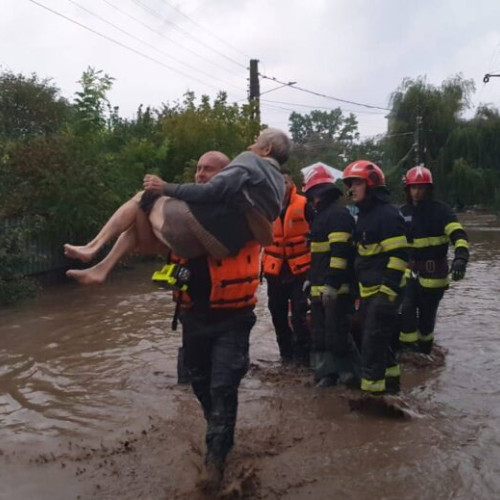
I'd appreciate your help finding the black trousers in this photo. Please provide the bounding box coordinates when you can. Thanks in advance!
[310,294,359,380]
[181,309,256,466]
[358,295,400,391]
[266,276,310,362]
[400,277,445,353]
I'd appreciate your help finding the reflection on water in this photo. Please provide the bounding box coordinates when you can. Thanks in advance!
[0,212,499,496]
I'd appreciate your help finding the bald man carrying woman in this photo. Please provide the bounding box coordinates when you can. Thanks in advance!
[64,128,291,284]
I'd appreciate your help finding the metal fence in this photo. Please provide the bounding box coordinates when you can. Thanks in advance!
[2,218,68,276]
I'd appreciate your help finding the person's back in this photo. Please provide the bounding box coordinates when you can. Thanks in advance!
[173,241,261,492]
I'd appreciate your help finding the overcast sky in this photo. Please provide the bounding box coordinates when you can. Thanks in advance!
[2,0,500,139]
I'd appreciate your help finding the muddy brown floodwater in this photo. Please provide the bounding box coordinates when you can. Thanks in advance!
[0,212,499,500]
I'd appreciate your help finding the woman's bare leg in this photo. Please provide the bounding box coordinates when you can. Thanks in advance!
[66,198,168,285]
[66,227,138,284]
[64,192,144,262]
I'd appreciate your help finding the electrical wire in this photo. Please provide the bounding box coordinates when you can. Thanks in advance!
[260,73,391,111]
[261,98,387,115]
[158,0,250,60]
[131,0,247,71]
[27,0,240,94]
[66,0,242,91]
[101,0,245,81]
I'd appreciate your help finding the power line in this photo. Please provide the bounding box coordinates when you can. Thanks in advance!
[158,0,250,60]
[101,0,245,81]
[66,0,242,92]
[260,73,391,111]
[131,0,247,71]
[261,98,387,115]
[27,0,242,95]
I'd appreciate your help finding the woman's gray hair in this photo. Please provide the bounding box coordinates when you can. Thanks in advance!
[259,128,291,165]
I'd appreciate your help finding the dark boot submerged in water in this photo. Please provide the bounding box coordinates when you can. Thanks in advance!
[196,458,224,494]
[347,392,420,419]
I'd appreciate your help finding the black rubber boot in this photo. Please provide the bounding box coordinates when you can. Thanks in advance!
[197,455,224,493]
[418,340,433,355]
[385,376,401,394]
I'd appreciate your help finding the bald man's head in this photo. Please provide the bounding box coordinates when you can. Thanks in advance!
[195,151,231,184]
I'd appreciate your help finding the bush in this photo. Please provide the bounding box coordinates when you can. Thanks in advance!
[0,219,39,306]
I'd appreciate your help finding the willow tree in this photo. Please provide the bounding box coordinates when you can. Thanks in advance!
[387,75,475,173]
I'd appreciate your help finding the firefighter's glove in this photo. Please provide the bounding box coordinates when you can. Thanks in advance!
[321,285,338,308]
[302,280,311,294]
[451,258,467,281]
[373,291,398,320]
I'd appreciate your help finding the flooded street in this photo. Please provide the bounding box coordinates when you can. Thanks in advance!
[0,212,499,499]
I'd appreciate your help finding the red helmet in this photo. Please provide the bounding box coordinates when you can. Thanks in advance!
[303,164,336,193]
[342,160,385,187]
[404,165,433,185]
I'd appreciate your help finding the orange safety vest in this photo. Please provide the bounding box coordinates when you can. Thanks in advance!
[262,187,311,276]
[172,241,261,309]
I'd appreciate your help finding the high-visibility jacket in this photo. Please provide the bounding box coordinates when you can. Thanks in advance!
[307,199,356,298]
[262,186,311,276]
[355,199,409,299]
[401,199,469,290]
[172,241,261,310]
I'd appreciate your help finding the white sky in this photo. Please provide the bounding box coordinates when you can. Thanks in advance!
[2,0,500,139]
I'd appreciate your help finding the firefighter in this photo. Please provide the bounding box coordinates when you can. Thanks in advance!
[399,165,469,354]
[343,160,409,395]
[262,169,312,365]
[303,164,359,387]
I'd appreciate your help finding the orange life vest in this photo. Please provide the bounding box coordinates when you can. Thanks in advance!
[262,187,311,276]
[172,241,261,309]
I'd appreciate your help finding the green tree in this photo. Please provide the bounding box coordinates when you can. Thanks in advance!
[157,91,259,181]
[71,67,114,136]
[285,107,376,184]
[387,74,475,173]
[0,71,70,140]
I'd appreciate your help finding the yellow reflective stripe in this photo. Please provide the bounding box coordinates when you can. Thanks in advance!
[445,221,463,237]
[404,268,412,278]
[419,331,434,342]
[381,235,408,252]
[387,256,408,272]
[455,238,469,249]
[328,231,351,243]
[359,283,380,297]
[358,236,408,256]
[399,331,419,343]
[418,276,449,288]
[379,285,397,299]
[385,365,400,378]
[311,241,330,253]
[330,257,347,270]
[361,378,385,392]
[357,242,382,256]
[312,284,350,296]
[413,235,448,248]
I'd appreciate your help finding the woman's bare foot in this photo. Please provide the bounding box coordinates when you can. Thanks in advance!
[64,244,97,263]
[66,268,106,285]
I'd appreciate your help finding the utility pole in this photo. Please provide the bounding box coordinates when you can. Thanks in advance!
[249,59,260,124]
[415,112,423,165]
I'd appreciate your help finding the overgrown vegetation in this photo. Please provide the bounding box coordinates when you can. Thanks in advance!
[1,67,499,306]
